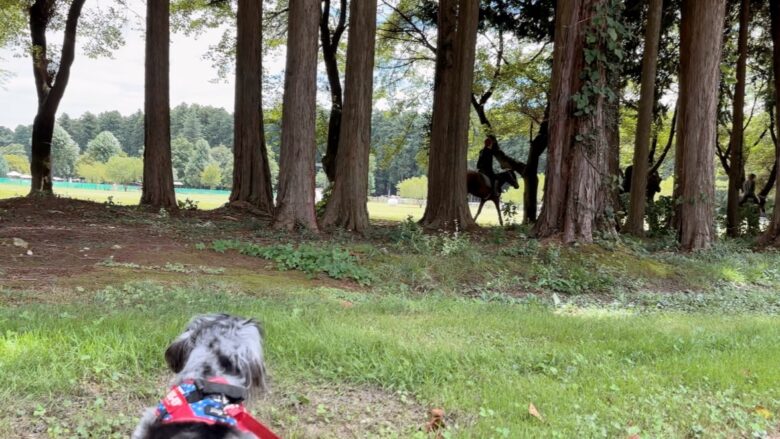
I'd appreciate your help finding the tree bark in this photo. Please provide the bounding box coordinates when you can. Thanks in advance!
[533,0,616,243]
[320,0,347,183]
[523,115,548,223]
[229,0,274,215]
[676,0,726,251]
[761,0,780,244]
[624,0,663,235]
[321,0,377,232]
[725,0,750,237]
[28,0,86,195]
[273,0,320,231]
[419,0,479,231]
[141,0,177,209]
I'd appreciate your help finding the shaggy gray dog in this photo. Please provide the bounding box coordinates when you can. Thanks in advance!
[132,314,271,439]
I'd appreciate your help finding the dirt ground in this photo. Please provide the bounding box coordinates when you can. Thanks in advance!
[0,196,354,296]
[1,196,438,438]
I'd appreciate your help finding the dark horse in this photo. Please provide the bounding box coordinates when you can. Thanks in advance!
[467,170,519,226]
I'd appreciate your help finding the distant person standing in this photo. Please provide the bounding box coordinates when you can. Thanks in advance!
[740,173,760,206]
[477,137,499,197]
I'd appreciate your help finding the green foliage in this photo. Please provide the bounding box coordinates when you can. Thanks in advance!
[211,240,373,285]
[183,139,211,187]
[105,156,142,186]
[177,198,200,211]
[52,125,80,178]
[209,145,233,186]
[571,0,627,118]
[646,196,675,237]
[389,216,472,256]
[76,160,108,183]
[200,162,222,189]
[3,154,28,174]
[0,154,7,177]
[500,201,519,225]
[171,136,194,181]
[396,175,427,200]
[85,131,123,163]
[0,143,26,156]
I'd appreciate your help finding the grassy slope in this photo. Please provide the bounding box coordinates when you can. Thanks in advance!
[1,283,777,438]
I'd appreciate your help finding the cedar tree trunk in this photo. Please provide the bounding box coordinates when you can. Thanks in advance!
[624,0,663,235]
[725,0,750,237]
[533,0,617,243]
[523,116,548,224]
[28,0,86,195]
[675,0,726,250]
[141,0,177,209]
[273,0,320,231]
[321,0,377,232]
[761,0,780,244]
[230,0,274,215]
[419,0,479,231]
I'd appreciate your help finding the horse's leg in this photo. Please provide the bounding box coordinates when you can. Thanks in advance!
[494,198,503,226]
[474,199,486,222]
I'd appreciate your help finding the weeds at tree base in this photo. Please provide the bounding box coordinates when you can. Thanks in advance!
[211,239,374,285]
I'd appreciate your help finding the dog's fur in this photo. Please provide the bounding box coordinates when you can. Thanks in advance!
[132,314,267,439]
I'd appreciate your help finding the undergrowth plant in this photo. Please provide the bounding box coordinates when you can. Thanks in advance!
[211,240,373,285]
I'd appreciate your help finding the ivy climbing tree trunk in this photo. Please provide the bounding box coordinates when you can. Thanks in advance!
[675,0,726,250]
[229,0,274,216]
[273,0,320,231]
[725,0,750,237]
[533,0,618,243]
[321,0,377,232]
[419,0,479,231]
[141,0,177,209]
[760,0,780,245]
[28,0,86,195]
[320,0,347,183]
[624,0,663,235]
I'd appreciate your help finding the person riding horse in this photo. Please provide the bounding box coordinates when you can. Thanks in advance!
[477,137,499,197]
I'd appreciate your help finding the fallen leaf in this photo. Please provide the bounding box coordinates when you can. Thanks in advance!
[424,407,446,433]
[340,300,354,309]
[755,405,773,420]
[13,237,28,249]
[528,402,543,421]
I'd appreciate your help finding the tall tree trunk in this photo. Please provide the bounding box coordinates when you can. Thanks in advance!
[320,0,347,183]
[761,0,780,244]
[141,0,177,209]
[28,0,86,195]
[419,0,479,231]
[624,0,663,235]
[321,0,377,232]
[676,0,726,250]
[273,0,320,231]
[230,0,274,215]
[533,0,617,243]
[725,0,750,237]
[523,115,548,223]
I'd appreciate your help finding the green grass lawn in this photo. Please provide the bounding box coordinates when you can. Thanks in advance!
[2,187,779,437]
[1,282,778,438]
[0,181,506,225]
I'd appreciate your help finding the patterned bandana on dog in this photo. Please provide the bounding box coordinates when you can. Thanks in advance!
[156,378,280,439]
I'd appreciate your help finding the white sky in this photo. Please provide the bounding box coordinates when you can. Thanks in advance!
[0,12,286,128]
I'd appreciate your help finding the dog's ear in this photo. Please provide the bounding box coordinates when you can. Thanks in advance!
[247,320,268,392]
[164,336,192,373]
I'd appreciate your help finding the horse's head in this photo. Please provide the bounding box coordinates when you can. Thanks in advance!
[501,170,519,190]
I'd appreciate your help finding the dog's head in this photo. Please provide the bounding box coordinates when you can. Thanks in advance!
[165,314,267,392]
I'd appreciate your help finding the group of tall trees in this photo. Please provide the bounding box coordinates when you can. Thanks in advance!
[3,0,780,250]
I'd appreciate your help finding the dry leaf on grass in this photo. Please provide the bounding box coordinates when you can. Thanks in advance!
[528,402,543,421]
